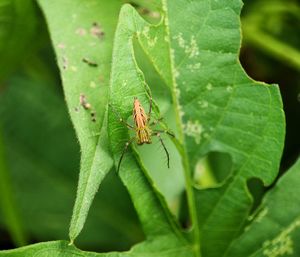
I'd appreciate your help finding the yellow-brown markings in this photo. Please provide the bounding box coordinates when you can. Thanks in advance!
[133,97,151,144]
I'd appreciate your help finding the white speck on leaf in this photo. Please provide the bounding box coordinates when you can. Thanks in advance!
[173,32,186,48]
[183,120,203,144]
[178,104,185,119]
[142,26,157,47]
[142,26,150,37]
[174,87,181,98]
[148,36,157,47]
[188,63,201,72]
[173,34,199,59]
[262,218,300,257]
[186,35,199,58]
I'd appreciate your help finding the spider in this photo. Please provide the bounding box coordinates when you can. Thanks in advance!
[109,94,174,173]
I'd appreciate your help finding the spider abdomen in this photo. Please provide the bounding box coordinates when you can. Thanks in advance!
[136,127,152,145]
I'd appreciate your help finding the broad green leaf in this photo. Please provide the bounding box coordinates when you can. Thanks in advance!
[0,239,194,256]
[165,2,284,257]
[37,0,122,242]
[0,77,142,249]
[226,158,300,257]
[132,0,285,256]
[0,0,37,80]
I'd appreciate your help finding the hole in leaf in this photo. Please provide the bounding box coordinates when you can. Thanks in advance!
[247,177,265,215]
[194,151,233,188]
[177,191,191,230]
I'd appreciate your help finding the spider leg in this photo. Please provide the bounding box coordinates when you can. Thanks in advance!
[117,137,135,174]
[109,103,134,129]
[144,85,152,121]
[153,129,175,138]
[150,117,163,126]
[151,119,175,137]
[154,132,170,168]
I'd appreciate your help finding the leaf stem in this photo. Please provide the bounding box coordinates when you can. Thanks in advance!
[172,137,201,256]
[162,0,201,253]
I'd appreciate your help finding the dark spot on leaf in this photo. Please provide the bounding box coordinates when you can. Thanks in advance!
[82,58,98,67]
[90,22,105,39]
[62,56,68,70]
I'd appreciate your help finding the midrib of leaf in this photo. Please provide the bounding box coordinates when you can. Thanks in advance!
[162,1,201,255]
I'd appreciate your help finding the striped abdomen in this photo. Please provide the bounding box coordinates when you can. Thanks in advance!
[133,97,151,144]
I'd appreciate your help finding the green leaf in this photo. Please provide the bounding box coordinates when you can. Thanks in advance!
[226,158,300,257]
[132,0,285,256]
[0,239,195,256]
[37,0,122,242]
